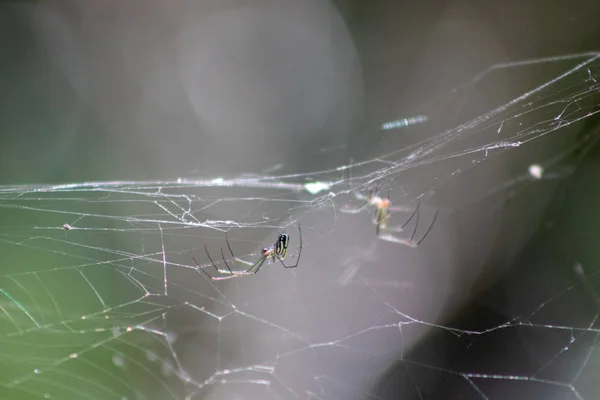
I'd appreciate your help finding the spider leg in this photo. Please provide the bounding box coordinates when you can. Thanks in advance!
[242,254,268,275]
[410,207,420,241]
[219,247,234,274]
[376,203,420,233]
[353,189,370,201]
[378,233,420,247]
[387,204,418,213]
[196,246,260,280]
[358,180,381,202]
[203,245,233,274]
[225,235,255,267]
[192,254,216,280]
[192,251,239,281]
[378,208,439,247]
[205,274,244,281]
[223,234,281,275]
[340,199,370,214]
[376,204,419,241]
[199,245,236,279]
[404,203,419,233]
[276,254,299,268]
[416,208,439,246]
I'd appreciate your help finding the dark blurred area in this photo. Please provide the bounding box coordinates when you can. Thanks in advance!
[2,1,600,399]
[340,1,600,398]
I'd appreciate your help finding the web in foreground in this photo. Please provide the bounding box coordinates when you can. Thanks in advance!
[1,52,600,399]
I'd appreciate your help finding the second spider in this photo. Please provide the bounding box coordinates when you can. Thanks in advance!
[341,183,438,247]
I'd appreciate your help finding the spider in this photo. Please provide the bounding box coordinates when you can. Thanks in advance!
[341,184,438,247]
[193,225,303,280]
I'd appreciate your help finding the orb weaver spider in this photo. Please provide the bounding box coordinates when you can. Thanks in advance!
[341,184,438,247]
[193,225,303,280]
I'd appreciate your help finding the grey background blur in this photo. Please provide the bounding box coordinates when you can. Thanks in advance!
[2,1,600,399]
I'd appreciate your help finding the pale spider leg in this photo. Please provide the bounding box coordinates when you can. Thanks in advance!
[354,191,369,201]
[220,247,234,274]
[410,207,419,241]
[241,253,269,275]
[205,245,232,274]
[204,245,235,275]
[378,205,419,241]
[193,253,239,281]
[340,191,373,214]
[196,245,265,280]
[225,235,256,267]
[377,233,420,248]
[376,203,420,233]
[378,209,439,247]
[225,234,273,275]
[274,254,298,268]
[340,167,381,213]
[387,204,419,213]
[200,271,241,281]
[340,201,371,214]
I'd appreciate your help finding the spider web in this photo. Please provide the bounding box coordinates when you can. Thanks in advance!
[1,49,600,400]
